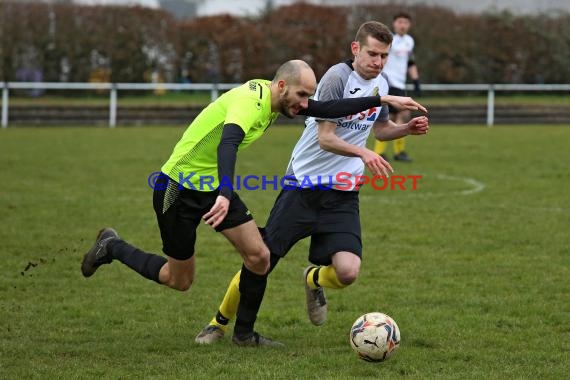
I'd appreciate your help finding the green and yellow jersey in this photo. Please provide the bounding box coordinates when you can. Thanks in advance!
[161,79,277,191]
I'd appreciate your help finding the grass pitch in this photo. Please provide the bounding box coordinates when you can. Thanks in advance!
[0,124,568,379]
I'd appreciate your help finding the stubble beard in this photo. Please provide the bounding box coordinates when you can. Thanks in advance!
[279,89,295,119]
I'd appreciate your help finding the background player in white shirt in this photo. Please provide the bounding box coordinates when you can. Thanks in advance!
[375,11,421,162]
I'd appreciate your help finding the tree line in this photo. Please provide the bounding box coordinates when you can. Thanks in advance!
[1,1,569,84]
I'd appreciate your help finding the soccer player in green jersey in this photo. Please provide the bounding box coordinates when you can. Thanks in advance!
[81,59,425,346]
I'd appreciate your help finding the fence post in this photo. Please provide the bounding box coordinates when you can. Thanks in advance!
[486,85,495,127]
[109,83,117,128]
[2,83,8,128]
[210,83,219,101]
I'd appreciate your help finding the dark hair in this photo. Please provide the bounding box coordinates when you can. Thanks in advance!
[354,21,393,47]
[393,11,412,21]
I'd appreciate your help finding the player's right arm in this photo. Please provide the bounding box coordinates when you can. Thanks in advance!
[205,86,261,229]
[314,67,394,177]
[203,123,245,229]
[317,121,393,178]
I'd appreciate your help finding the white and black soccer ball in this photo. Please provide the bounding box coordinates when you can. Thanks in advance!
[349,312,400,362]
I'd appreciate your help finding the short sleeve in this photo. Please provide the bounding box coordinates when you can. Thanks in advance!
[316,67,350,123]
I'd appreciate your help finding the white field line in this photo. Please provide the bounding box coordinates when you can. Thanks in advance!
[361,172,485,201]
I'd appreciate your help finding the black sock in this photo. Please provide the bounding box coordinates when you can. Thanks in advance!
[215,311,230,326]
[312,267,322,287]
[234,264,268,338]
[107,239,167,284]
[268,252,281,275]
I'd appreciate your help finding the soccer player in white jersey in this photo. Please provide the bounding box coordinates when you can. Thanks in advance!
[375,11,421,162]
[195,21,429,345]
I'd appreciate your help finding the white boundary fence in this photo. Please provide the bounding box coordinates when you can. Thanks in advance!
[2,82,569,128]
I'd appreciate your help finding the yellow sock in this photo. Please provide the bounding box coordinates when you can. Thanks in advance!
[208,270,241,332]
[394,137,406,155]
[374,140,387,155]
[307,265,346,290]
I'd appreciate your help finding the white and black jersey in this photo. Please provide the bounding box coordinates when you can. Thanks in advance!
[382,33,415,90]
[285,60,390,191]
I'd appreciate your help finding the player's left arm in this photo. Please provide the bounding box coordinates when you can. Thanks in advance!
[301,96,425,117]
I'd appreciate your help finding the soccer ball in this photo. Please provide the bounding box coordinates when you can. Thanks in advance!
[349,312,400,362]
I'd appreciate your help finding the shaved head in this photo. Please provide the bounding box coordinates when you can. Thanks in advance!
[272,59,314,85]
[270,59,316,118]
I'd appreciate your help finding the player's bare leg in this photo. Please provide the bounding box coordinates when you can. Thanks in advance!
[221,221,283,347]
[158,256,195,291]
[82,227,194,291]
[221,221,269,275]
[304,251,361,325]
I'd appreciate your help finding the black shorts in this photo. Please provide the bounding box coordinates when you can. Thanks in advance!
[263,188,362,266]
[388,87,407,114]
[152,173,253,260]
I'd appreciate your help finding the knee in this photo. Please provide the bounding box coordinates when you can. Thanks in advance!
[336,266,360,286]
[173,279,193,291]
[244,246,270,275]
[166,276,193,291]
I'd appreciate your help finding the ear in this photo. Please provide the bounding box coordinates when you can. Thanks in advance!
[350,41,360,57]
[277,79,286,91]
